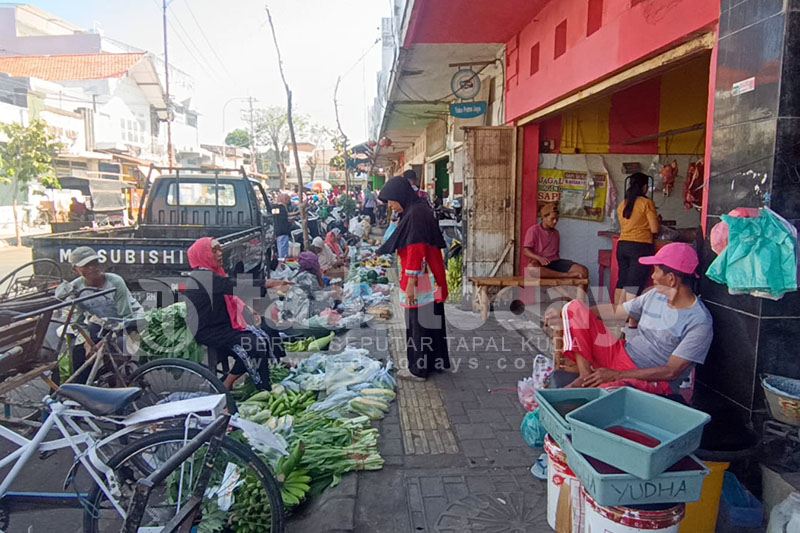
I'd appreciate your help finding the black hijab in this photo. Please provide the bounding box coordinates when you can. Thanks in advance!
[377,176,446,255]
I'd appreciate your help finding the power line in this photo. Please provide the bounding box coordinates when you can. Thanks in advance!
[149,0,223,83]
[180,0,232,78]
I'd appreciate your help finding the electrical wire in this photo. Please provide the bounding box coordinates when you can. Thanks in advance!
[149,0,224,83]
[180,0,233,78]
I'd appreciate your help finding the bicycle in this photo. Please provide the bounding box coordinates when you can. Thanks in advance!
[0,387,284,532]
[0,288,235,431]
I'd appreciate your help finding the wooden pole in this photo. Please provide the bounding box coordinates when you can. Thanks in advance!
[333,76,351,192]
[266,7,309,249]
[162,0,174,167]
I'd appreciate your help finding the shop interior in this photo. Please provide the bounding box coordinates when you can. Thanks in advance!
[523,53,711,298]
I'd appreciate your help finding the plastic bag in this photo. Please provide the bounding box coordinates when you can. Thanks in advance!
[369,362,397,390]
[521,409,546,449]
[321,349,382,393]
[518,377,537,412]
[308,389,359,417]
[517,354,553,411]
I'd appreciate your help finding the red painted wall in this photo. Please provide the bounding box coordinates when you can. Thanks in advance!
[609,78,660,153]
[505,0,719,122]
[519,123,540,273]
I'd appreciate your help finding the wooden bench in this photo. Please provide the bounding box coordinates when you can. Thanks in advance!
[468,276,590,322]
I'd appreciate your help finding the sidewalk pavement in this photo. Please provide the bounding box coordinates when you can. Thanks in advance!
[288,295,552,532]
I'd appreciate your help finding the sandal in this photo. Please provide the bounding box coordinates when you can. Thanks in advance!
[397,369,426,382]
[530,453,548,480]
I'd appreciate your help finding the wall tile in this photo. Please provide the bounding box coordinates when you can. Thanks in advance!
[779,10,800,117]
[692,383,752,426]
[723,0,784,37]
[715,14,784,127]
[709,119,776,179]
[696,303,759,410]
[771,118,800,219]
[707,153,773,215]
[756,317,800,380]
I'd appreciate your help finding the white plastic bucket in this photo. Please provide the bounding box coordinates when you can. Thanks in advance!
[545,435,583,532]
[583,488,685,532]
[289,242,301,258]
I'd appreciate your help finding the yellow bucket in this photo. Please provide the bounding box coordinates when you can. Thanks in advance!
[679,461,729,533]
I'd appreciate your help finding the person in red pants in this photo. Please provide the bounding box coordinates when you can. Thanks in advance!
[552,243,713,395]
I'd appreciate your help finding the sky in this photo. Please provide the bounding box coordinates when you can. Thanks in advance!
[27,0,389,146]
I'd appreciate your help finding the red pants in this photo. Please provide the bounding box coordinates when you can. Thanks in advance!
[561,300,672,395]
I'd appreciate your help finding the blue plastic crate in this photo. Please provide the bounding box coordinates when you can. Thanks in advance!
[720,472,764,528]
[566,387,711,479]
[535,388,608,448]
[561,436,708,506]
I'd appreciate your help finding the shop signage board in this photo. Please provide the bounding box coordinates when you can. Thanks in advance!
[450,101,487,119]
[732,77,756,96]
[538,169,608,222]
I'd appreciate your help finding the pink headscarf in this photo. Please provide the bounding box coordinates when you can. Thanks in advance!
[187,237,248,331]
[325,230,342,256]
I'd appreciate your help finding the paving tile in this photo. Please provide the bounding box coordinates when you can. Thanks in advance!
[459,439,485,458]
[380,437,403,456]
[420,476,444,497]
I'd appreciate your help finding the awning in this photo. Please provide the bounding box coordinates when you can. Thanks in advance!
[56,177,132,212]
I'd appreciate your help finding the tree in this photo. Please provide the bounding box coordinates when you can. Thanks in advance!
[305,124,334,182]
[251,107,308,190]
[224,128,250,148]
[266,6,310,248]
[0,120,62,246]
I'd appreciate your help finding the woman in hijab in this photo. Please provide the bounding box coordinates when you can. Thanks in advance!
[377,176,450,381]
[182,237,287,390]
[325,229,343,257]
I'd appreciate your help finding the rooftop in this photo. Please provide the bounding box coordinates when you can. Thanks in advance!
[0,52,146,81]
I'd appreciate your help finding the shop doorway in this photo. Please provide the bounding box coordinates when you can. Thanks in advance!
[434,157,449,201]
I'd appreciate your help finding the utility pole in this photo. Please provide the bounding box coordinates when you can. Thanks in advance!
[162,0,174,167]
[333,76,350,192]
[248,97,257,172]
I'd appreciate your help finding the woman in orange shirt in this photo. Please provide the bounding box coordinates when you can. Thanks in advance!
[377,176,450,381]
[616,173,660,304]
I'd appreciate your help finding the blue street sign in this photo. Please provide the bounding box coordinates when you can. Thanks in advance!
[450,101,487,119]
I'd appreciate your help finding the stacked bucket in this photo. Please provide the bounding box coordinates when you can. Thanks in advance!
[535,386,712,533]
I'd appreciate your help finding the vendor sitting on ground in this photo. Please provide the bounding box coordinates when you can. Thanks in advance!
[552,243,712,396]
[523,203,589,279]
[311,236,345,280]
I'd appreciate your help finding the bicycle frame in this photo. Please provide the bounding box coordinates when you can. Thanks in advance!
[0,393,228,520]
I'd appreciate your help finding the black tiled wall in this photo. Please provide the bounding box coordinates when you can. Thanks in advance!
[701,1,800,417]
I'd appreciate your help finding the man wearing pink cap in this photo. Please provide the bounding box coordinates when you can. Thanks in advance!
[553,243,713,395]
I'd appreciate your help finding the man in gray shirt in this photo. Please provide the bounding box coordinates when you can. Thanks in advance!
[556,243,712,395]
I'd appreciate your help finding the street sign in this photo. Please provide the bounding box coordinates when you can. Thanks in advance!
[450,101,487,119]
[450,69,481,100]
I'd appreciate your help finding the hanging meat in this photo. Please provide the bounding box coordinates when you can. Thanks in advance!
[684,160,704,210]
[660,159,678,196]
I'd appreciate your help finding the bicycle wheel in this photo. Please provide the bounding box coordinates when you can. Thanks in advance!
[83,428,284,533]
[127,358,237,413]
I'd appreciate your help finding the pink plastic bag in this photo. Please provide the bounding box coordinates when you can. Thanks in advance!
[517,355,554,411]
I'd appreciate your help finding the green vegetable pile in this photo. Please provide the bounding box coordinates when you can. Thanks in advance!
[138,302,204,364]
[446,255,463,304]
[231,364,289,401]
[236,377,396,514]
[283,332,335,352]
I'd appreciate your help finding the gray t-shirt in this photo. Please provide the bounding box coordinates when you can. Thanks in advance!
[70,273,143,323]
[623,289,713,389]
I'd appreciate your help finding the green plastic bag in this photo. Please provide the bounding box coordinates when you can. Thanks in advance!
[520,409,547,449]
[707,209,798,299]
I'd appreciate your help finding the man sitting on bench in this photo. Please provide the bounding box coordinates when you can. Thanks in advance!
[523,203,589,279]
[552,243,713,396]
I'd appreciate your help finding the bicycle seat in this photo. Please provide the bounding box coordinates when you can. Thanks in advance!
[56,384,143,416]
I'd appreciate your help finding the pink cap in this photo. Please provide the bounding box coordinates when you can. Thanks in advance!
[639,242,699,276]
